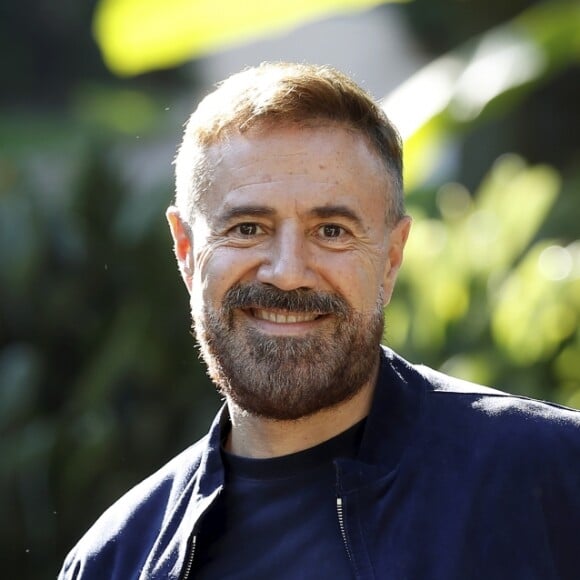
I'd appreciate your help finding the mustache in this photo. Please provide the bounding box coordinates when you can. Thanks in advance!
[222,283,350,317]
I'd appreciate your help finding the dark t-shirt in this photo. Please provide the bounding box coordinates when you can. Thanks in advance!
[191,420,365,579]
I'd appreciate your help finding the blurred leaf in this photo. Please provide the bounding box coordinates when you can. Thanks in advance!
[465,154,560,274]
[384,0,580,188]
[69,300,152,410]
[0,344,42,430]
[72,85,160,134]
[93,0,408,76]
[439,352,496,387]
[0,193,41,297]
[492,240,578,364]
[403,116,449,190]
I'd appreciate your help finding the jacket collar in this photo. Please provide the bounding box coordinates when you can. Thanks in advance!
[190,347,427,503]
[146,407,229,578]
[337,347,427,492]
[360,347,426,464]
[194,405,228,499]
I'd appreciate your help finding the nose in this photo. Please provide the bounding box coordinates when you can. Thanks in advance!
[256,223,316,291]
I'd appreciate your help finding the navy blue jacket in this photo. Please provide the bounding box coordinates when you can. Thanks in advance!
[59,348,580,579]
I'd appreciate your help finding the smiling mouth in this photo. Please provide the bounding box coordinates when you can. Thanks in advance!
[249,308,323,324]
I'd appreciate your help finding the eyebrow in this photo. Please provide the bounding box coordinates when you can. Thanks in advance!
[309,205,364,227]
[215,205,276,228]
[214,203,364,228]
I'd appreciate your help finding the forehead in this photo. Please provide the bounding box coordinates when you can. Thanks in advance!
[201,124,391,220]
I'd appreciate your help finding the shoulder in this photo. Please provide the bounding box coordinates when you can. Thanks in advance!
[58,436,209,579]
[406,361,580,479]
[417,362,580,431]
[379,347,580,458]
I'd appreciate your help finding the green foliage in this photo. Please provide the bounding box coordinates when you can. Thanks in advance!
[1,1,578,578]
[0,108,218,576]
[389,155,580,407]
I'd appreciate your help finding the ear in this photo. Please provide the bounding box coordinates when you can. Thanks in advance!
[166,206,194,293]
[382,216,412,306]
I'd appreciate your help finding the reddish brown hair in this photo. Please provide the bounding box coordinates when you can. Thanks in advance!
[174,62,404,224]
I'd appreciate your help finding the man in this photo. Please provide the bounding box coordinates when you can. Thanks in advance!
[60,62,580,579]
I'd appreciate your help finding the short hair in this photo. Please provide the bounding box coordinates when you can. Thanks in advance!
[174,62,404,225]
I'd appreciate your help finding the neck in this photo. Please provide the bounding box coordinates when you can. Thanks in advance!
[225,363,378,459]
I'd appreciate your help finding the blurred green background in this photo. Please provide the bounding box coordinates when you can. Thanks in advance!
[1,0,579,577]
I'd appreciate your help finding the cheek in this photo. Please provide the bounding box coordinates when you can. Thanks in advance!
[194,247,256,306]
[323,257,386,310]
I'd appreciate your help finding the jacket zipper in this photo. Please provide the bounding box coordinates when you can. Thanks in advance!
[180,534,197,580]
[183,498,350,577]
[336,496,353,562]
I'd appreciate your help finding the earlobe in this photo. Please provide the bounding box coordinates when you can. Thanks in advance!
[382,216,412,306]
[166,206,194,292]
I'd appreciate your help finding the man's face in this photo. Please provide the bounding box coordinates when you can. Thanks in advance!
[169,124,410,420]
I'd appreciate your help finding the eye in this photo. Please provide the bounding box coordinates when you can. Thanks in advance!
[318,224,345,238]
[232,223,263,236]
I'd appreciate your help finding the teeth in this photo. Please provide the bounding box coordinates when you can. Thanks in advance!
[253,309,318,323]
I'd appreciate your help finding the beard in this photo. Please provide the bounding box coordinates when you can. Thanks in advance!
[192,283,384,421]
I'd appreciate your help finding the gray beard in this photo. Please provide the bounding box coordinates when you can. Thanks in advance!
[193,283,384,420]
